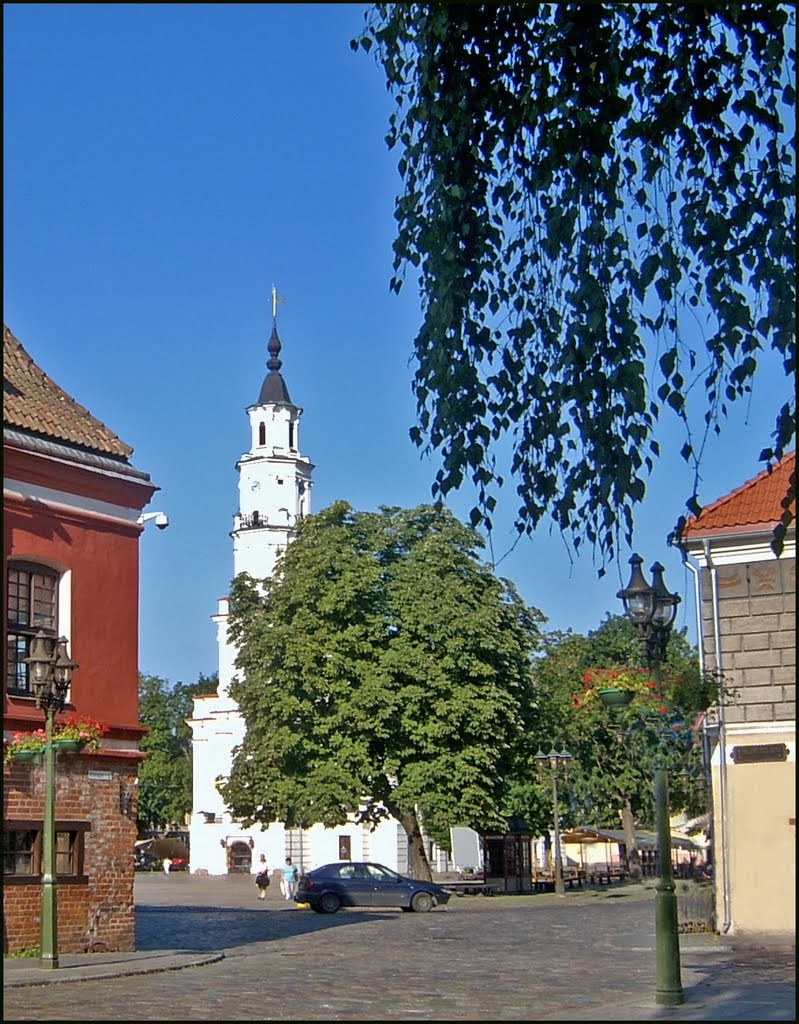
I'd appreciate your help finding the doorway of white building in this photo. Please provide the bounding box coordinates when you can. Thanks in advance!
[228,841,252,873]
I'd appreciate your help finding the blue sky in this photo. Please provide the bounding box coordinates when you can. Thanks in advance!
[4,4,789,686]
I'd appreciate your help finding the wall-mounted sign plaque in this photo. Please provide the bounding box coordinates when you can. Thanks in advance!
[730,744,789,764]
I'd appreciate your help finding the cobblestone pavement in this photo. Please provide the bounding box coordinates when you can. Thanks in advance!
[4,874,795,1021]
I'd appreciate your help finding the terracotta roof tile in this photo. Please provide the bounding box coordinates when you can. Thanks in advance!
[681,450,796,538]
[3,324,133,458]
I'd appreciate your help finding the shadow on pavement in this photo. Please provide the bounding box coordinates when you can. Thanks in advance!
[136,904,411,952]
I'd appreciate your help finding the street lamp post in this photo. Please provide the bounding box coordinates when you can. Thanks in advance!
[534,747,572,896]
[608,553,684,1007]
[24,632,78,971]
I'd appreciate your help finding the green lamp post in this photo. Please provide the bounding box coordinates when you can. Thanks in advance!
[604,553,684,1007]
[534,747,572,896]
[24,632,78,971]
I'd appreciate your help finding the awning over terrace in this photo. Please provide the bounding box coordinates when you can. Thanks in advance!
[561,827,700,851]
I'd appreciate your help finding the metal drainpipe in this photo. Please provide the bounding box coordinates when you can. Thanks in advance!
[682,555,712,797]
[681,553,705,677]
[704,539,732,933]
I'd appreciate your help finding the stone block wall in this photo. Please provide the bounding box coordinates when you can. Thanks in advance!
[700,556,796,725]
[3,751,138,953]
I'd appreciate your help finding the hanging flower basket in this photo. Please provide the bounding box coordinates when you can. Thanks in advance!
[596,687,635,707]
[53,738,86,754]
[4,717,106,765]
[52,715,106,752]
[573,667,659,710]
[4,729,46,765]
[10,748,42,763]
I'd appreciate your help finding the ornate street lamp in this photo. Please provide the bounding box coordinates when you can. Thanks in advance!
[600,554,684,1007]
[23,632,78,971]
[617,554,679,665]
[534,747,572,896]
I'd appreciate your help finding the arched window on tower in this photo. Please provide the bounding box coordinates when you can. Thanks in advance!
[289,421,295,450]
[258,422,266,447]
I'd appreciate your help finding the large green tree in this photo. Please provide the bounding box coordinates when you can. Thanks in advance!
[533,615,711,879]
[355,3,796,562]
[218,501,545,880]
[137,672,215,832]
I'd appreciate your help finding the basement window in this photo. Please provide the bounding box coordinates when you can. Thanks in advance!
[3,820,90,883]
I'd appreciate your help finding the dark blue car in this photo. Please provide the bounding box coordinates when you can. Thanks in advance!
[295,861,451,914]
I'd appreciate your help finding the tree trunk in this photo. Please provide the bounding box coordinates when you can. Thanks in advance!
[398,810,433,881]
[620,797,642,881]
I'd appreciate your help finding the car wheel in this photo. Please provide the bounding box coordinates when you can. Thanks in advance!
[411,892,434,913]
[319,892,341,914]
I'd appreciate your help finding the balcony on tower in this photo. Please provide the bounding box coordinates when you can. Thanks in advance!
[234,511,267,531]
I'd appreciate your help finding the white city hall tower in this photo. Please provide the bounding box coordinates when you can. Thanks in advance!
[186,295,407,876]
[186,296,315,874]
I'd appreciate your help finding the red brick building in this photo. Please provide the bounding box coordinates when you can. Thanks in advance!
[3,324,157,952]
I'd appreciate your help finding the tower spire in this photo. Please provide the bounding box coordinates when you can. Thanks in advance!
[267,322,282,373]
[257,284,292,405]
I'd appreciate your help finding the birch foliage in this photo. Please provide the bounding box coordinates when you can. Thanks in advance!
[355,3,796,563]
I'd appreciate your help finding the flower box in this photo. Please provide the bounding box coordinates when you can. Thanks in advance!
[4,716,106,765]
[10,748,42,763]
[53,738,86,754]
[596,687,635,707]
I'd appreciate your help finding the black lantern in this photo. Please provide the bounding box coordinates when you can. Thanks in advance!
[534,748,573,777]
[24,633,56,707]
[616,553,655,625]
[53,638,79,702]
[617,555,681,665]
[24,633,77,713]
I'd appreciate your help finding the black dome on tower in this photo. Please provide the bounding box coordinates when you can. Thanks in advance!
[257,321,292,405]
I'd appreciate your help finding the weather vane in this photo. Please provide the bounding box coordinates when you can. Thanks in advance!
[271,283,286,320]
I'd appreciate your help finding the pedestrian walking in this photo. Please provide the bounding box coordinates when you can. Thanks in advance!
[255,854,271,900]
[162,857,172,875]
[281,857,299,900]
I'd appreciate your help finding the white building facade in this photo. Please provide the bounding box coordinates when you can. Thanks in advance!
[186,308,413,876]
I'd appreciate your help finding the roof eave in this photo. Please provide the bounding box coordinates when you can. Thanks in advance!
[3,427,155,487]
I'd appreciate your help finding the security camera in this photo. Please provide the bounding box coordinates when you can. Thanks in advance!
[137,511,170,530]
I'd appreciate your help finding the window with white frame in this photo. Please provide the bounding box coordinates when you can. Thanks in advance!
[6,562,59,697]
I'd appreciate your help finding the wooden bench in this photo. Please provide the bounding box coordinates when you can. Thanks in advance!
[439,879,495,896]
[586,869,628,885]
[531,870,584,892]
